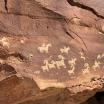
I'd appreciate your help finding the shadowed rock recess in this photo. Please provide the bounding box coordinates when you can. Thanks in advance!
[0,0,104,104]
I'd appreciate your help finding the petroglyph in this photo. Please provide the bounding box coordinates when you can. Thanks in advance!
[38,43,52,53]
[0,37,10,48]
[92,60,101,70]
[97,53,104,59]
[97,54,102,59]
[48,60,56,69]
[82,63,90,74]
[55,55,66,69]
[60,46,70,54]
[79,52,86,61]
[41,59,56,72]
[41,59,49,72]
[40,44,103,75]
[41,55,66,71]
[68,58,77,75]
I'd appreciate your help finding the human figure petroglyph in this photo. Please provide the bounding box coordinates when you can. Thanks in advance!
[92,60,101,70]
[41,60,49,72]
[68,58,77,74]
[55,55,66,69]
[79,52,86,61]
[68,58,76,65]
[82,63,90,74]
[60,46,70,54]
[38,43,52,53]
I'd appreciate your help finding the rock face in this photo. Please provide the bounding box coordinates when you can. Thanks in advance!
[0,0,104,104]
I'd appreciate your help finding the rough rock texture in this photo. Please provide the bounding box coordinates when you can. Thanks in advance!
[0,0,104,104]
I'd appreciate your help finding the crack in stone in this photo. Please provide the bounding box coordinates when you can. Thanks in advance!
[4,0,8,12]
[67,0,104,19]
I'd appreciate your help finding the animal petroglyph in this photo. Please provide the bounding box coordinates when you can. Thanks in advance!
[92,61,101,70]
[79,52,86,61]
[41,55,66,71]
[97,53,104,59]
[68,58,77,75]
[60,46,70,54]
[82,63,90,74]
[38,43,52,53]
[55,55,66,69]
[41,60,50,72]
[41,59,56,72]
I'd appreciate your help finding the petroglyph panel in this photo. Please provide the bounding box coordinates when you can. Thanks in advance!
[39,44,104,77]
[0,34,103,83]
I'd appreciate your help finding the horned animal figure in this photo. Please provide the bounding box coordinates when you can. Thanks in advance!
[60,46,70,54]
[68,58,76,74]
[55,55,66,69]
[38,43,52,53]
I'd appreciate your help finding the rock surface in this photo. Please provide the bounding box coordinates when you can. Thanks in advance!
[0,0,104,104]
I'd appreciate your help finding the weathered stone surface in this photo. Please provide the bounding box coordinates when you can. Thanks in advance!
[0,75,40,104]
[0,0,6,13]
[0,0,104,104]
[71,0,104,17]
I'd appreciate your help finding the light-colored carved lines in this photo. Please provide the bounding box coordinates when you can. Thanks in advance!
[79,52,86,61]
[41,55,66,72]
[41,60,50,72]
[92,60,101,70]
[68,58,77,74]
[60,46,70,54]
[0,37,10,48]
[55,55,66,69]
[82,63,90,74]
[38,43,52,53]
[97,53,104,59]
